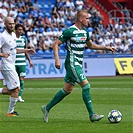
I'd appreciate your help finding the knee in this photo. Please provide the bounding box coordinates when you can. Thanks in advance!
[2,88,11,95]
[64,88,73,93]
[82,83,91,91]
[12,87,20,94]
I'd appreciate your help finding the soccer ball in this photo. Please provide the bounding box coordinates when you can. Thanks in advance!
[108,110,122,123]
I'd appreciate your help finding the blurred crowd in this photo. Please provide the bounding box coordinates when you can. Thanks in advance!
[0,0,133,55]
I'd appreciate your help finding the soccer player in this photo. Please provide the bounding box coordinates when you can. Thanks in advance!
[0,17,35,116]
[15,24,33,102]
[41,10,116,122]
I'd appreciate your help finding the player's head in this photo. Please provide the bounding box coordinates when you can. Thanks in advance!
[4,17,15,33]
[76,10,91,27]
[15,23,24,36]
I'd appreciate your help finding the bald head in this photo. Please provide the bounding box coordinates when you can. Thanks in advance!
[4,17,15,34]
[4,17,14,24]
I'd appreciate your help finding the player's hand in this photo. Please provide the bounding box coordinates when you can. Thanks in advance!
[106,46,117,53]
[29,61,34,68]
[27,49,36,54]
[55,59,60,69]
[2,52,10,58]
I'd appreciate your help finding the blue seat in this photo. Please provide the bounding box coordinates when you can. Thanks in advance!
[58,49,66,56]
[85,49,91,55]
[37,50,44,54]
[39,27,44,33]
[66,20,72,27]
[23,13,29,18]
[44,50,51,55]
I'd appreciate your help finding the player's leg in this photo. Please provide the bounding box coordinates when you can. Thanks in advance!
[1,70,20,116]
[18,77,25,102]
[46,82,73,112]
[0,80,12,95]
[7,87,20,116]
[79,79,104,122]
[17,65,26,102]
[79,80,94,117]
[41,82,73,122]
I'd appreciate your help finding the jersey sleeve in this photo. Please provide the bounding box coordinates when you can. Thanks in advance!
[58,29,71,43]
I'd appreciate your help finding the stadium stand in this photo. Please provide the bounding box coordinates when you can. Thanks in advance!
[0,0,132,58]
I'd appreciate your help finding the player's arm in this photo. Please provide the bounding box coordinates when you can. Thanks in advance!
[0,52,10,58]
[25,52,34,68]
[86,40,116,53]
[52,39,62,69]
[0,39,10,58]
[16,48,36,54]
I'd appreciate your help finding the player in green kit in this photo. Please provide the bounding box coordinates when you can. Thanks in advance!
[41,10,116,122]
[15,24,33,102]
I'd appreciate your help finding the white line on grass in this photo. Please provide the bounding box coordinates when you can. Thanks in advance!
[26,88,131,90]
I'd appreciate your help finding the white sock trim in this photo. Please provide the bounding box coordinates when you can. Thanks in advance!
[0,88,3,94]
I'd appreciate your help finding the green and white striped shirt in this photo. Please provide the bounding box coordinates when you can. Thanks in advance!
[59,25,90,67]
[15,36,26,66]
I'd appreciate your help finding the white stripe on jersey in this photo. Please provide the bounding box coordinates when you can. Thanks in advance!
[71,43,85,48]
[16,58,25,61]
[15,63,26,65]
[75,62,82,67]
[16,53,25,56]
[75,56,83,62]
[72,50,84,55]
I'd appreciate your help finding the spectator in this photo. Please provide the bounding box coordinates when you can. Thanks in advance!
[0,5,8,17]
[121,40,129,53]
[9,7,18,19]
[29,32,37,48]
[27,14,34,25]
[43,36,53,50]
[33,0,41,10]
[27,27,34,39]
[49,14,58,27]
[92,12,101,29]
[65,0,75,9]
[42,15,53,30]
[119,29,126,41]
[25,0,34,12]
[56,14,66,28]
[19,5,27,14]
[0,12,5,28]
[75,0,84,11]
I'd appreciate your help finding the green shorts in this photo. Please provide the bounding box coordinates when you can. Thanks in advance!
[15,65,26,77]
[64,64,87,85]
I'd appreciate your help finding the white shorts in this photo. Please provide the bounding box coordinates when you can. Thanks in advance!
[1,69,20,90]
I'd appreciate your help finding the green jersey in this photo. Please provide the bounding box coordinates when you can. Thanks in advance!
[59,25,90,67]
[58,25,90,84]
[15,36,26,66]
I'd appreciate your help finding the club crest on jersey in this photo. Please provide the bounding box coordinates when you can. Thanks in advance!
[13,82,17,85]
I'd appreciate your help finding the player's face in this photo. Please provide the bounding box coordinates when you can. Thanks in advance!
[16,27,23,36]
[5,19,15,32]
[81,13,89,27]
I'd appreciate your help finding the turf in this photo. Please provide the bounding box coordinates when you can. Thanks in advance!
[0,76,132,133]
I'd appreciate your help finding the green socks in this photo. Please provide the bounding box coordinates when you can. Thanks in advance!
[46,89,69,112]
[19,80,24,96]
[82,84,94,117]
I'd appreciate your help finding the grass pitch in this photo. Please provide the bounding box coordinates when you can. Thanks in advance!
[0,76,132,133]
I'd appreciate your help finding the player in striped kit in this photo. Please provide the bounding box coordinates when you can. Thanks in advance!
[41,10,116,122]
[15,24,33,102]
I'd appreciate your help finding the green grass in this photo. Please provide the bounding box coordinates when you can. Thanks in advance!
[0,76,132,133]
